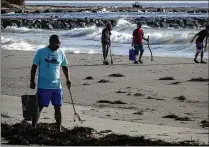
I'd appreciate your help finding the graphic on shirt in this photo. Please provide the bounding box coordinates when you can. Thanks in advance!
[44,53,59,64]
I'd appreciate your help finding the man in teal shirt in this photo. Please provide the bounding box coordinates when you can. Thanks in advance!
[30,34,71,132]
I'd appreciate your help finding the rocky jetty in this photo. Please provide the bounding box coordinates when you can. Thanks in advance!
[1,4,208,30]
[1,17,208,30]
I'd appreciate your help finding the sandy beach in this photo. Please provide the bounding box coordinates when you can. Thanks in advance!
[1,49,209,144]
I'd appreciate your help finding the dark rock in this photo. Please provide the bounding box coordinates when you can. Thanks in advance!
[1,10,7,14]
[43,9,51,13]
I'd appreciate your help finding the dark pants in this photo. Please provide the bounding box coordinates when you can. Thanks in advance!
[102,43,109,61]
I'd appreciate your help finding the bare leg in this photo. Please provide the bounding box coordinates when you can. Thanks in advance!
[194,52,199,63]
[200,51,204,62]
[138,52,144,63]
[105,45,109,60]
[54,106,62,132]
[102,44,106,62]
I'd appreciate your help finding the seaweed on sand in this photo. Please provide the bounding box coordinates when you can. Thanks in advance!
[1,121,204,146]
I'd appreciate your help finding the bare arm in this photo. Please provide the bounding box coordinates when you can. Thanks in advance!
[62,66,71,88]
[62,66,70,81]
[30,64,38,89]
[30,64,38,82]
[143,36,148,41]
[191,32,199,42]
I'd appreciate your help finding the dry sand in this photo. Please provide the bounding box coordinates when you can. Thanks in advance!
[1,50,209,144]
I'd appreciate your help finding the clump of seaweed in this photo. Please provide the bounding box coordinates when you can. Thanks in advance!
[188,77,209,82]
[108,73,125,77]
[1,121,203,146]
[159,77,174,80]
[163,114,191,121]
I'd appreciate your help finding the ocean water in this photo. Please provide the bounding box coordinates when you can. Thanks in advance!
[1,1,208,58]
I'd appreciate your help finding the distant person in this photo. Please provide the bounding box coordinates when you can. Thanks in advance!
[132,22,148,64]
[30,34,71,132]
[101,23,112,65]
[191,25,209,64]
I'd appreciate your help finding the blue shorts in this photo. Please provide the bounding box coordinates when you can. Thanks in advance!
[134,44,144,55]
[37,88,63,107]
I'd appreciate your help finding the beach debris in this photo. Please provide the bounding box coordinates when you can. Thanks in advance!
[97,79,110,83]
[133,93,145,97]
[187,100,199,103]
[147,97,164,101]
[113,101,127,104]
[200,120,209,128]
[147,96,155,99]
[116,91,127,93]
[99,130,113,134]
[84,76,94,80]
[188,77,209,82]
[108,73,125,77]
[83,83,90,85]
[170,81,181,85]
[1,121,202,146]
[1,113,11,118]
[174,95,186,101]
[133,110,143,115]
[42,117,50,120]
[163,114,191,121]
[97,100,127,104]
[154,98,165,101]
[159,77,175,80]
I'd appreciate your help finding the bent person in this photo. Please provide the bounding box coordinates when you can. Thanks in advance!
[191,25,209,64]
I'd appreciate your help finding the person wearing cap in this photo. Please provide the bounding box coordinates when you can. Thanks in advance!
[30,34,71,132]
[132,22,148,64]
[101,23,112,65]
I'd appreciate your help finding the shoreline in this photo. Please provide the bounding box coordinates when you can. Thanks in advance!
[2,49,208,59]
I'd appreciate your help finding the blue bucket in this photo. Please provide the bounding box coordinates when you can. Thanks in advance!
[129,48,136,61]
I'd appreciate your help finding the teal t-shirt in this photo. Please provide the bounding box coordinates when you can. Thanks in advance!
[33,47,68,89]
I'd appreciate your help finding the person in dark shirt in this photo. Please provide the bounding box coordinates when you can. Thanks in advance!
[132,22,148,64]
[101,23,112,65]
[191,25,209,64]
